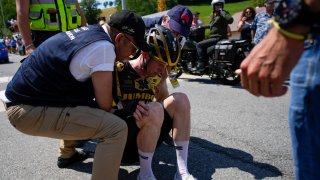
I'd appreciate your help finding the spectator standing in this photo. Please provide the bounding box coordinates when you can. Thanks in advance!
[98,16,106,26]
[237,7,256,42]
[16,0,87,55]
[237,0,320,179]
[16,37,25,56]
[192,11,203,27]
[10,37,17,54]
[251,0,275,45]
[4,37,11,49]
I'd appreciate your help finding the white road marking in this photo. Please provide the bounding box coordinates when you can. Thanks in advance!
[0,76,12,112]
[0,76,13,84]
[0,103,4,112]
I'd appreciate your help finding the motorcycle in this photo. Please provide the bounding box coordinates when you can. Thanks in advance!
[173,26,252,85]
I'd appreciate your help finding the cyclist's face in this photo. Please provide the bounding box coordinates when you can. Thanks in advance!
[147,57,167,77]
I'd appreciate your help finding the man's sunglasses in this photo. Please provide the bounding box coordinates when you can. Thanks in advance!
[123,34,140,55]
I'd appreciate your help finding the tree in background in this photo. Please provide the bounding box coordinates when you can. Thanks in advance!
[103,1,114,8]
[252,0,264,7]
[116,0,177,16]
[103,1,108,8]
[157,0,166,12]
[177,0,249,4]
[125,0,157,15]
[80,0,102,24]
[0,0,16,36]
[108,1,114,7]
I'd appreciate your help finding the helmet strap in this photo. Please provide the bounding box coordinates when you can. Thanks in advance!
[142,56,148,71]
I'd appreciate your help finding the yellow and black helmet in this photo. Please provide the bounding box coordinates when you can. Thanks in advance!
[146,25,181,67]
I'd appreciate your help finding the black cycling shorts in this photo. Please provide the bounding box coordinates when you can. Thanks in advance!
[115,107,173,164]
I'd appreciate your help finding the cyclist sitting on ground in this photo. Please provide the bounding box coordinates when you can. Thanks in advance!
[112,25,196,180]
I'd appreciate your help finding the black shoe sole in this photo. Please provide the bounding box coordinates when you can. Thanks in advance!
[57,151,89,168]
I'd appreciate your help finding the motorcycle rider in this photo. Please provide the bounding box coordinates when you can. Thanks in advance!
[113,25,196,180]
[192,0,233,73]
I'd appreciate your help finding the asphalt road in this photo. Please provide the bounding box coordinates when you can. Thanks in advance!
[0,54,293,180]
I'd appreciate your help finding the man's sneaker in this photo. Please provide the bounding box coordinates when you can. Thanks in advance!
[57,150,89,168]
[137,175,157,180]
[191,62,205,74]
[174,173,197,180]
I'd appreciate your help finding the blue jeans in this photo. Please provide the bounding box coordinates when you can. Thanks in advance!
[289,37,320,180]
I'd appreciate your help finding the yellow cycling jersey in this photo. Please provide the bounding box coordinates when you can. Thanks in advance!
[112,61,162,108]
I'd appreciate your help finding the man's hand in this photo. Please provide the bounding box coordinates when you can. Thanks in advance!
[25,45,35,55]
[236,27,304,97]
[133,101,150,128]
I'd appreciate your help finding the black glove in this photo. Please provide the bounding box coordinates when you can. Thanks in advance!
[114,109,132,120]
[124,101,140,115]
[114,101,140,119]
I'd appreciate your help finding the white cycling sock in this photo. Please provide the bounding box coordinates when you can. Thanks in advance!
[174,141,190,177]
[138,149,155,178]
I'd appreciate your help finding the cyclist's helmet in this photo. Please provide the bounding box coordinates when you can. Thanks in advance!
[146,25,181,67]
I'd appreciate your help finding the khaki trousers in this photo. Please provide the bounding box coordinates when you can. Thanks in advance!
[6,104,127,180]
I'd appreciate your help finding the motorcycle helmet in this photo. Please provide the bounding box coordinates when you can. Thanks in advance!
[146,25,181,67]
[211,0,225,5]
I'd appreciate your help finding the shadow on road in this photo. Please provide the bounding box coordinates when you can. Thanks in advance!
[66,137,283,179]
[186,137,283,179]
[180,76,222,85]
[153,136,282,179]
[180,76,242,88]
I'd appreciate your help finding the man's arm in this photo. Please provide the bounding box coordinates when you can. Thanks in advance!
[220,10,234,24]
[16,0,34,55]
[238,27,304,97]
[252,29,256,42]
[237,0,320,97]
[251,16,257,41]
[305,0,320,12]
[91,71,114,111]
[75,0,87,26]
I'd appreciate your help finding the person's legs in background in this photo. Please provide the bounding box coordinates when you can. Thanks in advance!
[193,38,219,73]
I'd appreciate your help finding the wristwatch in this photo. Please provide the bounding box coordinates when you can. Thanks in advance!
[274,0,319,28]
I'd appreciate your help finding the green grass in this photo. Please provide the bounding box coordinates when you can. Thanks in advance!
[100,0,255,26]
[186,0,254,24]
